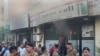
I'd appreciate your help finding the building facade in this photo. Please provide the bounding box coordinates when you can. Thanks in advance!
[29,0,99,56]
[0,0,100,56]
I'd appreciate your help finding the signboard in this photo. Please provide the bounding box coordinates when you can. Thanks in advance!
[29,0,82,17]
[30,0,88,26]
[40,0,88,24]
[82,25,94,37]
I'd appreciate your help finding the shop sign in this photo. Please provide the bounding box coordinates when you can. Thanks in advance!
[89,0,100,16]
[29,0,81,17]
[30,0,88,27]
[31,0,88,25]
[82,25,94,37]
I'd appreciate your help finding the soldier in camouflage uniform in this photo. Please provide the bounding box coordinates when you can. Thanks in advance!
[41,46,48,56]
[83,47,90,56]
[52,44,59,56]
[66,43,77,56]
[23,43,38,56]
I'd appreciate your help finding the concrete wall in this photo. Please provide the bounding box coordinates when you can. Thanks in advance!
[95,17,100,55]
[8,0,33,18]
[0,0,3,19]
[95,17,100,47]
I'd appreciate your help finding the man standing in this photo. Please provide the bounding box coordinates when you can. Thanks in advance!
[59,35,67,56]
[66,43,77,56]
[9,46,18,56]
[23,37,27,45]
[83,47,90,56]
[23,43,38,56]
[52,44,59,56]
[38,44,42,56]
[3,43,11,56]
[18,43,26,56]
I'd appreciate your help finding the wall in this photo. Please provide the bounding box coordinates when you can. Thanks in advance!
[88,0,100,16]
[10,14,29,30]
[0,0,4,33]
[95,17,100,56]
[8,0,33,17]
[0,0,3,19]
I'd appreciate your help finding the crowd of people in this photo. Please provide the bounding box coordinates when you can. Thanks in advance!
[0,42,90,56]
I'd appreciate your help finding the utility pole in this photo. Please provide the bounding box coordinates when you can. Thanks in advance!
[28,13,31,43]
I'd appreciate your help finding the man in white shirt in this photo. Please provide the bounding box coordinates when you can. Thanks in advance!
[18,43,26,56]
[23,38,27,45]
[3,50,10,56]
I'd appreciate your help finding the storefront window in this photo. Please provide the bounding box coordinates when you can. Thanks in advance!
[0,34,4,42]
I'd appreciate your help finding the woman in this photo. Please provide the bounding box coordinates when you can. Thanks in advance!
[41,46,48,56]
[83,47,90,56]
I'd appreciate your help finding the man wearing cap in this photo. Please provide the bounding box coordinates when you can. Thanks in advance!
[23,43,38,56]
[66,43,77,56]
[83,47,90,56]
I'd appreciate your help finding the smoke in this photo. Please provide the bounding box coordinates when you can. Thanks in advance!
[53,20,69,36]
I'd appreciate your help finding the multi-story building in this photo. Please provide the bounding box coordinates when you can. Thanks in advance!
[29,0,100,56]
[1,0,100,55]
[7,0,33,45]
[0,0,33,45]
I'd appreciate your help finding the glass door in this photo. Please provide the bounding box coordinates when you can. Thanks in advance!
[68,22,81,56]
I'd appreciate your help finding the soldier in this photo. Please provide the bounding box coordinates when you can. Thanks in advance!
[41,46,48,56]
[52,44,59,56]
[23,43,38,56]
[83,47,90,56]
[66,43,77,56]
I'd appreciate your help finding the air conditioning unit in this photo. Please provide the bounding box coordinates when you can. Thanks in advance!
[33,27,41,34]
[33,35,41,42]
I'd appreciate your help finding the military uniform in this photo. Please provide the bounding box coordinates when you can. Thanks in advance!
[41,53,48,56]
[52,51,59,56]
[66,49,77,56]
[23,52,38,56]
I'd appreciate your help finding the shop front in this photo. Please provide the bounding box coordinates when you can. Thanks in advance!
[31,0,90,55]
[41,17,95,56]
[30,0,96,55]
